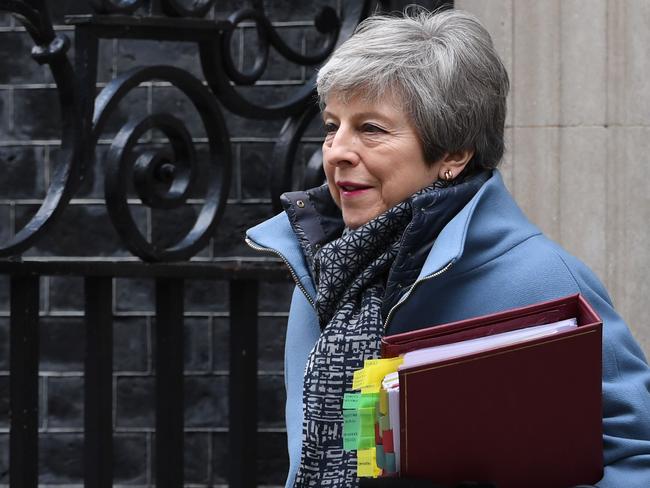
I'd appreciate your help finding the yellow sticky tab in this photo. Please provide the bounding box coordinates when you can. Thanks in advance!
[357,448,378,478]
[352,369,367,390]
[363,358,404,392]
[353,357,404,392]
[379,388,388,415]
[360,384,381,394]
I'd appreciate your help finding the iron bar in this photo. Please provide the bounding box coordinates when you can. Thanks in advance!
[9,275,40,488]
[84,277,114,488]
[229,279,259,488]
[0,259,290,281]
[155,278,185,488]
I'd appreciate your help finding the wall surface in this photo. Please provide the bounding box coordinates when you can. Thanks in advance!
[457,0,650,356]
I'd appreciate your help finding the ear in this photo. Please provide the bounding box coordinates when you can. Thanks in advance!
[437,149,475,181]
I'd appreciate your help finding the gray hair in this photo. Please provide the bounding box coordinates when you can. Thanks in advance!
[316,8,509,169]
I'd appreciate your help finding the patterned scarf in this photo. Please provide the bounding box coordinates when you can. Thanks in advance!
[294,193,419,487]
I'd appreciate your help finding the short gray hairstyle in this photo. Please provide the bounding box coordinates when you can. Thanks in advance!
[316,8,509,169]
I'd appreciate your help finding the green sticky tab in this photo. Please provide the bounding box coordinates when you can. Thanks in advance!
[358,407,375,437]
[344,409,360,452]
[344,409,360,432]
[358,393,379,409]
[343,393,361,410]
[343,430,359,451]
[357,434,376,450]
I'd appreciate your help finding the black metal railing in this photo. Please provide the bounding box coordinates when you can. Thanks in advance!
[1,258,290,487]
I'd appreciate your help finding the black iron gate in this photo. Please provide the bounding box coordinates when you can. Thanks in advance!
[0,0,450,486]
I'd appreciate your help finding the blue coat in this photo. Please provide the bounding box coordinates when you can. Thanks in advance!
[246,170,650,487]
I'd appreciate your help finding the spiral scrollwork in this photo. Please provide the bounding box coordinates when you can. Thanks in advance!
[199,2,356,120]
[270,102,322,212]
[0,0,81,257]
[95,66,230,261]
[221,8,270,86]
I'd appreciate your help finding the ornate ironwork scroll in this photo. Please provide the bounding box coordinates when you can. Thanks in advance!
[0,0,80,256]
[0,0,397,261]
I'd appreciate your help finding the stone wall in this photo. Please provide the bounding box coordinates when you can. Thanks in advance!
[457,0,650,356]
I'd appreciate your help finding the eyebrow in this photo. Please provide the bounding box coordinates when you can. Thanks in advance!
[321,110,392,123]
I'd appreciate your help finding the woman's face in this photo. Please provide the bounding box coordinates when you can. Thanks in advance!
[322,92,440,229]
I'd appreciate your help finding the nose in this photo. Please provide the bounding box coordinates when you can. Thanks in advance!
[323,126,361,168]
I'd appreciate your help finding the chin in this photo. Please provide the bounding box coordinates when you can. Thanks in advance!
[343,213,369,230]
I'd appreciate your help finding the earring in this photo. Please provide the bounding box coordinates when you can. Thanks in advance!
[443,169,454,181]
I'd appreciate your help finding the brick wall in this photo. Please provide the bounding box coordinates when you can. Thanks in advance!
[0,0,442,485]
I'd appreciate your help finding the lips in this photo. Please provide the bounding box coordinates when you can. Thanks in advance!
[337,181,372,197]
[338,181,371,191]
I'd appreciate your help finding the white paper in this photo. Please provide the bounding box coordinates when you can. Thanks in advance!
[400,318,577,370]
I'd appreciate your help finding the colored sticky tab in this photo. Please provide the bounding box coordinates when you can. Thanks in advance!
[360,384,381,394]
[352,369,365,390]
[353,357,404,392]
[343,393,361,410]
[344,409,359,430]
[384,452,397,473]
[365,358,405,392]
[359,393,379,408]
[379,388,389,415]
[358,407,375,434]
[357,448,378,477]
[343,407,361,451]
[376,444,385,469]
[357,434,375,450]
[343,430,358,451]
[379,414,390,433]
[383,429,394,453]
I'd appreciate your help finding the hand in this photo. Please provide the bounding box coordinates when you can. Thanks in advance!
[358,478,496,488]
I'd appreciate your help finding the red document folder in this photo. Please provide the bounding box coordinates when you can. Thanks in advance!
[381,294,603,488]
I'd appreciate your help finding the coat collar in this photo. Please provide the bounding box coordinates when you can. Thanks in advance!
[245,170,541,304]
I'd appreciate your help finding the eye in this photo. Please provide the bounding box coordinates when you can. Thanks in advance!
[323,122,338,134]
[361,123,385,134]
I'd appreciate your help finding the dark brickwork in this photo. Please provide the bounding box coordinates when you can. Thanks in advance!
[0,0,443,485]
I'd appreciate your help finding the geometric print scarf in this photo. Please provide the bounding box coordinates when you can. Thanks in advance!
[293,196,417,487]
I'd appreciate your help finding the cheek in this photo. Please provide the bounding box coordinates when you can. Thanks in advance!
[323,165,341,205]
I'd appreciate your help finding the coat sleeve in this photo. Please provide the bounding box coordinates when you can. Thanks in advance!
[560,254,650,488]
[283,286,320,488]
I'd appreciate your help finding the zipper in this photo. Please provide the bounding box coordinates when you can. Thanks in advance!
[245,236,316,309]
[383,259,455,332]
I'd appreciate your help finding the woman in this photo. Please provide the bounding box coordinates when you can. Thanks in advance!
[246,8,650,488]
